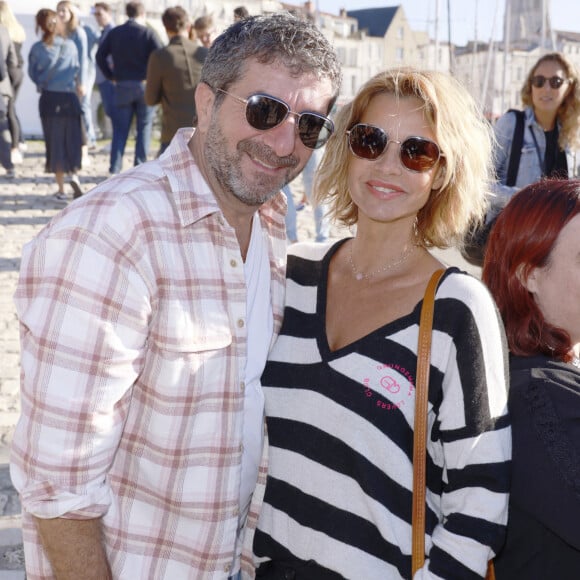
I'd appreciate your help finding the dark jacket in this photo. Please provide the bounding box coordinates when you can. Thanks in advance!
[96,19,162,82]
[144,35,206,143]
[494,355,580,579]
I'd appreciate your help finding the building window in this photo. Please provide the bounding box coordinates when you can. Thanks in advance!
[396,47,404,61]
[349,48,357,67]
[398,26,404,39]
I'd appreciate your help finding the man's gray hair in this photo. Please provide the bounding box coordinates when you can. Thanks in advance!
[200,11,342,114]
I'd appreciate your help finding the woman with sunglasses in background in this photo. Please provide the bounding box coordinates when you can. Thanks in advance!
[463,52,580,266]
[494,54,579,223]
[483,180,580,579]
[251,68,511,579]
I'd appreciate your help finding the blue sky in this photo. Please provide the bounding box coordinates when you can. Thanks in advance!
[315,0,579,46]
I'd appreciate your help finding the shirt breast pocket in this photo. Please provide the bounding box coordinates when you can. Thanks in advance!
[141,301,234,444]
[152,301,233,354]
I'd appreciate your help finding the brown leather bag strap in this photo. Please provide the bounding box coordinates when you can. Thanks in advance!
[411,268,496,580]
[412,269,445,576]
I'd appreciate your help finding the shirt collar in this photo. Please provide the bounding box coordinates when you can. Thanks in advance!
[159,128,287,228]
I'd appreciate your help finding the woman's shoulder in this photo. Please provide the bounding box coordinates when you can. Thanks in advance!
[28,40,45,55]
[71,25,87,41]
[510,355,580,391]
[438,267,494,304]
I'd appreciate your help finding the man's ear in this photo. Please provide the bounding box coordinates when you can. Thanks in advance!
[195,82,215,132]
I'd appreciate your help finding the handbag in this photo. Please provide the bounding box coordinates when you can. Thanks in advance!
[412,269,495,580]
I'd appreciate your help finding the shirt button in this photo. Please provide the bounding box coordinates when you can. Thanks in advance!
[233,507,239,516]
[217,215,224,225]
[223,563,231,573]
[237,318,245,328]
[240,381,245,392]
[230,258,238,268]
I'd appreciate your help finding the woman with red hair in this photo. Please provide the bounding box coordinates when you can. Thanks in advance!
[483,179,580,578]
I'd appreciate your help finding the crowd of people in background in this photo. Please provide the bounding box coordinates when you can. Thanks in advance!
[0,1,250,198]
[0,0,334,238]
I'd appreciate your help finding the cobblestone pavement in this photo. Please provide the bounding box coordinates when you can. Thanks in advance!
[0,140,478,577]
[0,141,125,578]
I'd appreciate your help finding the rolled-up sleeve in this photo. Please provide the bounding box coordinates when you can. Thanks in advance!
[11,226,151,520]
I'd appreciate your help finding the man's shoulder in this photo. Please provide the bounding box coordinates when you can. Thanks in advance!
[194,46,209,63]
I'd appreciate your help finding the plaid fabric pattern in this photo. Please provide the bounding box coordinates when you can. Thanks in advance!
[11,129,287,579]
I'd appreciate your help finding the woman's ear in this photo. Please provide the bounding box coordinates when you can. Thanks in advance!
[431,162,446,191]
[516,263,538,294]
[194,82,216,132]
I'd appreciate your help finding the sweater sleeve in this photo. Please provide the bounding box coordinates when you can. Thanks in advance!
[417,273,512,579]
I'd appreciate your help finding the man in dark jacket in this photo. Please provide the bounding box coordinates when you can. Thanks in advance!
[96,1,162,174]
[145,6,206,156]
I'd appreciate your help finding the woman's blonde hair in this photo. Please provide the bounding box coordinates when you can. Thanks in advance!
[0,1,26,43]
[56,0,80,33]
[521,52,580,150]
[315,67,494,248]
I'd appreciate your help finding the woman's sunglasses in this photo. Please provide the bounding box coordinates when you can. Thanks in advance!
[531,75,569,89]
[215,88,334,150]
[346,123,442,172]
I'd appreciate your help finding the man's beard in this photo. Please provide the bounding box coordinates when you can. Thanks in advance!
[204,118,301,207]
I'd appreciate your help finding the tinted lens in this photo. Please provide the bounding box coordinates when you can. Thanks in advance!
[531,75,547,88]
[245,94,332,149]
[400,137,441,171]
[245,95,289,130]
[298,114,334,149]
[347,124,388,160]
[532,75,566,89]
[347,124,440,172]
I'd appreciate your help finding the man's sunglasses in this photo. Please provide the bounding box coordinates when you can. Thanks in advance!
[346,123,442,172]
[531,75,569,89]
[215,88,334,149]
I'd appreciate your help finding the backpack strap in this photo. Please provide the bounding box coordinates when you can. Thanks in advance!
[506,109,525,187]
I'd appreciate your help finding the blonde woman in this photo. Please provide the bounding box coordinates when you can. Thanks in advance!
[252,68,511,579]
[57,0,93,163]
[0,1,26,161]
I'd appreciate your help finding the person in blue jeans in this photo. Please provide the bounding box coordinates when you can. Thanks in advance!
[96,1,162,174]
[93,2,114,137]
[284,147,330,243]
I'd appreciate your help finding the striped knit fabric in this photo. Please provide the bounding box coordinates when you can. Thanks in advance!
[253,240,511,580]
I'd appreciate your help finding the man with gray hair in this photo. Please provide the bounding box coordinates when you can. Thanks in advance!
[11,11,341,580]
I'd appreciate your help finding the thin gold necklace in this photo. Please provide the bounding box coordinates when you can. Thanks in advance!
[348,240,417,281]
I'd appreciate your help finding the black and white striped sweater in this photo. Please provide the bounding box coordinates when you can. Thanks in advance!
[253,240,511,580]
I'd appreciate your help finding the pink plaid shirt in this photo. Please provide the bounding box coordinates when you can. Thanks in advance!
[11,129,287,579]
